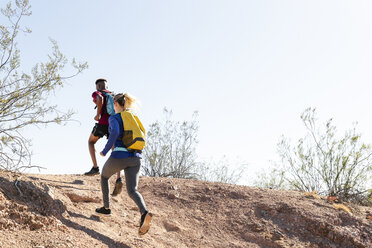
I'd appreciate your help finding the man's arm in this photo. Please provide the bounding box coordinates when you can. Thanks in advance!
[95,94,103,121]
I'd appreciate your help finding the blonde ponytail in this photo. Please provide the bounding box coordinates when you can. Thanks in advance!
[124,93,140,112]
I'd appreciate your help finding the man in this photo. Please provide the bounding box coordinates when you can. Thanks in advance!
[84,78,123,195]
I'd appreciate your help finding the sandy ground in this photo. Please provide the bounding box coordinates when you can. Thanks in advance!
[0,170,371,248]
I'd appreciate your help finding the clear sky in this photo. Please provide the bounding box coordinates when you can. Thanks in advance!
[13,0,372,185]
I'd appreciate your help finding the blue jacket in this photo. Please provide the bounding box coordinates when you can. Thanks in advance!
[101,113,141,159]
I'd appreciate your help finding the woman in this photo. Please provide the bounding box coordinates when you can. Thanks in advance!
[95,93,152,235]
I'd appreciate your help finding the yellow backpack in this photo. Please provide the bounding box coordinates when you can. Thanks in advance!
[120,110,146,151]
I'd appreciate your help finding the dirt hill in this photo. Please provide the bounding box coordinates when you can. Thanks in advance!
[0,170,371,248]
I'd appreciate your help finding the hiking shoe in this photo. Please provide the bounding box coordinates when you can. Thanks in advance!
[139,211,153,235]
[84,166,99,176]
[111,177,123,196]
[95,206,111,215]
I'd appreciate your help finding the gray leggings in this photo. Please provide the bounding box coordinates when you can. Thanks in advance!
[101,156,147,214]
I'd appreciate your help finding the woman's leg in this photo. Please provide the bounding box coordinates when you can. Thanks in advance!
[101,157,125,208]
[124,157,147,214]
[111,171,123,196]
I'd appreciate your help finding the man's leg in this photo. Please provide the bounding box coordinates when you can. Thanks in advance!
[85,133,100,175]
[88,133,100,168]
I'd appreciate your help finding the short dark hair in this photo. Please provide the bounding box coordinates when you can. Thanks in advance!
[95,78,107,84]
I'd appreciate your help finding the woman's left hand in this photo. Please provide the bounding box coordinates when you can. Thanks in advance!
[100,152,105,157]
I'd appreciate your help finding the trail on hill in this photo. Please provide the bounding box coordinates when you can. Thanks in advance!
[0,170,371,248]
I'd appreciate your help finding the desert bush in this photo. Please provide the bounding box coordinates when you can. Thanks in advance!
[253,164,286,189]
[142,108,199,178]
[266,108,372,203]
[142,108,246,184]
[196,156,247,184]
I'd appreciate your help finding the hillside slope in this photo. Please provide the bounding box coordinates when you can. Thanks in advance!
[0,170,371,248]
